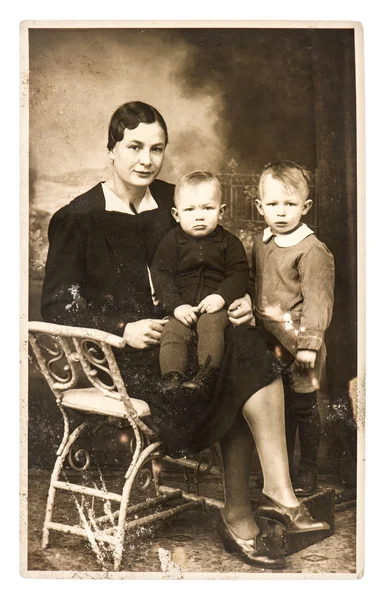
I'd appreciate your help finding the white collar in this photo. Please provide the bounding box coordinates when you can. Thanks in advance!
[263,223,314,247]
[102,183,158,215]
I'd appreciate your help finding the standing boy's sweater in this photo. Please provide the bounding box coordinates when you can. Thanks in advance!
[252,224,335,390]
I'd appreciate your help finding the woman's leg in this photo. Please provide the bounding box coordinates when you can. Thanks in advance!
[220,376,298,539]
[220,414,260,540]
[242,377,299,508]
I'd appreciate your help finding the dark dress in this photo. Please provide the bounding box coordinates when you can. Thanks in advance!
[41,180,288,455]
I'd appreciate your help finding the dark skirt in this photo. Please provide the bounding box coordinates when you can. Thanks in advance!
[115,324,292,456]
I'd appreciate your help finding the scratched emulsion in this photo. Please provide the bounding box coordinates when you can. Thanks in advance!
[158,548,184,580]
[28,469,357,574]
[26,27,360,578]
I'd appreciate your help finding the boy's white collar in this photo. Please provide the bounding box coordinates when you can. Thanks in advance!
[263,223,314,247]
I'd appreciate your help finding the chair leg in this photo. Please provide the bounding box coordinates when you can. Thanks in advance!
[152,458,162,495]
[42,421,90,549]
[113,441,162,571]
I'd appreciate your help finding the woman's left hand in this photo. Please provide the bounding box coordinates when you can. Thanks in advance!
[227,294,253,326]
[123,318,167,349]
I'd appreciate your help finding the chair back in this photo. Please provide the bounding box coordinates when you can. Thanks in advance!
[28,321,154,435]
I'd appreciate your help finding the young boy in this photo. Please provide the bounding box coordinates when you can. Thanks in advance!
[253,161,335,496]
[152,170,249,398]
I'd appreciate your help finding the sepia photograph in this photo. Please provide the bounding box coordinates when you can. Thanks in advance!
[20,20,364,579]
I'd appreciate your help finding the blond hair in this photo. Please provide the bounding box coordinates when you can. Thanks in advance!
[175,170,222,205]
[259,161,310,200]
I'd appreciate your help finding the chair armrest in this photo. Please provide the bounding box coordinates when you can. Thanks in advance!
[28,321,126,349]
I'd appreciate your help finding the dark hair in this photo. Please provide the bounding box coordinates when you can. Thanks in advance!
[107,101,168,151]
[258,160,311,199]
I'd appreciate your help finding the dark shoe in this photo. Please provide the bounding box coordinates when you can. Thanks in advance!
[216,512,285,569]
[293,470,318,497]
[255,493,330,533]
[161,371,185,393]
[182,359,219,400]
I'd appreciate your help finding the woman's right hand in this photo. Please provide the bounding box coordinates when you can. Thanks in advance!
[123,319,167,349]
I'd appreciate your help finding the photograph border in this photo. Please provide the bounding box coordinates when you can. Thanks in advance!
[20,18,365,581]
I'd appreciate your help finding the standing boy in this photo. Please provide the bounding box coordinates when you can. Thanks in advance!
[253,161,335,495]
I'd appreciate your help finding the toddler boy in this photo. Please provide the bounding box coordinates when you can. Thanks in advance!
[152,170,249,399]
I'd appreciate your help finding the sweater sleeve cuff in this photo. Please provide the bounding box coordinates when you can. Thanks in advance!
[296,334,323,351]
[215,291,231,307]
[217,289,249,308]
[168,296,186,313]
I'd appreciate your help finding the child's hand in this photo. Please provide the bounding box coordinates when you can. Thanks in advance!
[174,304,199,327]
[295,350,317,369]
[197,294,226,314]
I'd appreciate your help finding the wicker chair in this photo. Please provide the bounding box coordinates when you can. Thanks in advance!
[28,321,224,571]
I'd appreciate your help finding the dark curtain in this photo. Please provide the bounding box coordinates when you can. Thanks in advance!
[309,29,358,484]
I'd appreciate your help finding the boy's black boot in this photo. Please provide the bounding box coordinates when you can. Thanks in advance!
[182,360,219,401]
[293,470,318,497]
[161,371,185,394]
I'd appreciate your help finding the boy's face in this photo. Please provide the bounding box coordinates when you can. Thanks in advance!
[172,181,226,237]
[256,174,312,235]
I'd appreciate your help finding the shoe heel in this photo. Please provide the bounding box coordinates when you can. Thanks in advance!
[220,537,237,554]
[256,516,272,537]
[216,516,240,554]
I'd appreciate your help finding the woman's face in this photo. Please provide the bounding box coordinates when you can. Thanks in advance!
[110,121,166,188]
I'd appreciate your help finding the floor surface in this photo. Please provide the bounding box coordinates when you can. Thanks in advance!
[25,468,357,577]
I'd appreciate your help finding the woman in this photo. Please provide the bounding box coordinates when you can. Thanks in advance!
[41,101,328,569]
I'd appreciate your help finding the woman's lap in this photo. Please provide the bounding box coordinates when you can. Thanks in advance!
[190,325,290,452]
[115,324,289,456]
[115,344,207,454]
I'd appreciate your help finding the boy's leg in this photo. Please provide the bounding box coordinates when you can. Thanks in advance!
[293,390,321,473]
[289,347,325,493]
[196,309,229,368]
[283,377,298,480]
[182,310,229,399]
[159,317,193,375]
[290,388,321,495]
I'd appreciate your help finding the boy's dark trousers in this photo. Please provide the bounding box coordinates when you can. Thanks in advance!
[160,309,229,375]
[284,379,322,478]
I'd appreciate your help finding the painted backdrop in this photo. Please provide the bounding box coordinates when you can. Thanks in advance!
[28,27,357,480]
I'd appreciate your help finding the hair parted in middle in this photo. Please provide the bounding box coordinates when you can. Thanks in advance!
[258,160,311,199]
[174,170,222,205]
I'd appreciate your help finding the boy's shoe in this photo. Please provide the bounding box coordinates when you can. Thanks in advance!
[161,371,185,393]
[182,366,219,400]
[293,470,318,497]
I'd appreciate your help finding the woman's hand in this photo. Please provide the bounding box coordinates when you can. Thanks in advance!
[197,294,225,314]
[174,304,198,327]
[227,294,254,326]
[295,350,317,369]
[123,319,167,349]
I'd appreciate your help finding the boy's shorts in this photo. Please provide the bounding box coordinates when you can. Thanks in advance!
[258,322,327,394]
[288,342,326,393]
